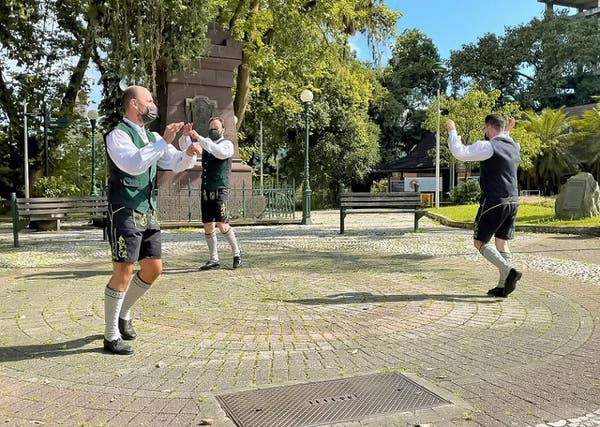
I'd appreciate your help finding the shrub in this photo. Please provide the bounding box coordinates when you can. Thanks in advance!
[31,176,80,198]
[450,180,481,205]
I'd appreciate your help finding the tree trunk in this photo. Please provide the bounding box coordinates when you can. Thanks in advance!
[233,50,251,131]
[60,18,98,115]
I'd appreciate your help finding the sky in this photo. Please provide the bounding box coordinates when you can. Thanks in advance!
[351,0,568,64]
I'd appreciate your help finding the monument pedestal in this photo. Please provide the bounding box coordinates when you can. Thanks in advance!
[155,24,252,220]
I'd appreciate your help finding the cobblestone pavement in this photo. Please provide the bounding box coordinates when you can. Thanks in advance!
[0,211,599,427]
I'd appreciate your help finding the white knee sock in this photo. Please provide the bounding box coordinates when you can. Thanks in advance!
[104,285,125,341]
[497,251,513,288]
[119,273,151,321]
[223,228,240,257]
[205,231,219,262]
[479,243,511,287]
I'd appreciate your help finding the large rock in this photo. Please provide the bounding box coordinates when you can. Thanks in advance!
[555,172,600,219]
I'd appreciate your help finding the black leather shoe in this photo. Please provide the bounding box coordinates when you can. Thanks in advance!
[103,338,133,355]
[200,261,220,271]
[487,287,505,297]
[233,255,242,269]
[119,318,137,340]
[503,268,522,297]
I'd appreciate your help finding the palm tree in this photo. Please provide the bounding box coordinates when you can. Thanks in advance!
[568,103,600,182]
[521,108,578,194]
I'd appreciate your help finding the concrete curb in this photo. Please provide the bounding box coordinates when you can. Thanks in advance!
[424,211,600,236]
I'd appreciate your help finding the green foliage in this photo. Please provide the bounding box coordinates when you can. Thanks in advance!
[372,30,443,163]
[449,180,480,205]
[449,11,600,109]
[31,176,79,197]
[568,102,600,179]
[520,108,577,194]
[370,179,388,193]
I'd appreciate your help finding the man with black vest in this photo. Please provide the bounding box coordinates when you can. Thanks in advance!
[103,85,202,355]
[446,114,522,297]
[180,116,241,270]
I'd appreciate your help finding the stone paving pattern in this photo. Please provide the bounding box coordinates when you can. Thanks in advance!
[0,211,599,427]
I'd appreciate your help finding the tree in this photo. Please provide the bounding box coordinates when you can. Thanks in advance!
[422,85,541,186]
[568,103,600,181]
[371,29,443,163]
[215,0,399,129]
[245,55,382,207]
[520,108,577,194]
[449,11,600,109]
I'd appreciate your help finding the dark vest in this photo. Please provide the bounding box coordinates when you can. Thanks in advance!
[106,122,158,212]
[201,139,231,191]
[479,135,520,203]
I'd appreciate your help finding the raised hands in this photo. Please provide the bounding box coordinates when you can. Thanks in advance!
[163,122,185,144]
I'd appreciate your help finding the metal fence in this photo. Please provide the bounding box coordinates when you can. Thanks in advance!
[156,181,296,222]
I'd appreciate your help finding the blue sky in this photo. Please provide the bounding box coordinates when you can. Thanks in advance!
[351,0,567,63]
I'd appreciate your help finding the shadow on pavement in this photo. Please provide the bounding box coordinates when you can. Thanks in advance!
[275,292,498,305]
[0,334,104,362]
[15,270,109,279]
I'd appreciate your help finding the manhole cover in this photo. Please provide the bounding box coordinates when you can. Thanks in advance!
[216,372,451,427]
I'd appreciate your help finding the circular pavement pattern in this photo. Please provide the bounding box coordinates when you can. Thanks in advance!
[0,211,599,426]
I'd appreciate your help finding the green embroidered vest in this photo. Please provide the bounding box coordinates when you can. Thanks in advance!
[106,122,157,212]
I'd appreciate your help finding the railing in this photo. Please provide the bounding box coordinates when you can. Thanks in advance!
[156,181,296,222]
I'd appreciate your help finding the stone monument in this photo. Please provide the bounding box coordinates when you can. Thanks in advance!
[154,23,253,221]
[555,172,600,219]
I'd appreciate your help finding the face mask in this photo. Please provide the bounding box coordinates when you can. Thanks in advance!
[137,103,158,125]
[208,129,222,141]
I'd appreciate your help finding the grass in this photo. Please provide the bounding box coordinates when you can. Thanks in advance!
[428,196,600,227]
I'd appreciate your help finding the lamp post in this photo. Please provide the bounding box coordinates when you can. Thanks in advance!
[432,62,446,208]
[87,110,99,196]
[300,89,313,225]
[23,102,30,199]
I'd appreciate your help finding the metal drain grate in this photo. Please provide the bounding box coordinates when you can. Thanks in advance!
[216,373,451,427]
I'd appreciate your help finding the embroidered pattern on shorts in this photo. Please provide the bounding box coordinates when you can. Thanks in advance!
[112,235,128,260]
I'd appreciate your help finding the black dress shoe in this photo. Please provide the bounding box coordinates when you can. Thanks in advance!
[103,338,133,355]
[119,318,137,340]
[487,287,505,297]
[233,255,242,269]
[503,268,522,297]
[199,261,220,271]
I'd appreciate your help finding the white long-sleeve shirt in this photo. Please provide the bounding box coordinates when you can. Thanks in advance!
[447,130,494,162]
[178,135,234,160]
[106,118,197,175]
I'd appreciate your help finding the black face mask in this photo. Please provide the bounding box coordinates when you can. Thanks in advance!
[138,104,158,125]
[208,129,222,141]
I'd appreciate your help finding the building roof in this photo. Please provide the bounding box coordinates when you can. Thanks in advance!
[376,133,436,173]
[538,0,599,10]
[564,103,597,117]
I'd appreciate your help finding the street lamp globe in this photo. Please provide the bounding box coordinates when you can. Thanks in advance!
[87,109,99,121]
[300,89,313,104]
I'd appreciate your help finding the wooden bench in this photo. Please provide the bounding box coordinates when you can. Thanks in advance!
[339,192,425,234]
[10,193,108,247]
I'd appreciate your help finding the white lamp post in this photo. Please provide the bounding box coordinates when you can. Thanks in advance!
[432,62,447,208]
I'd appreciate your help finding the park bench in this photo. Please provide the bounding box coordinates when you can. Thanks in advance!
[10,193,108,247]
[339,191,425,234]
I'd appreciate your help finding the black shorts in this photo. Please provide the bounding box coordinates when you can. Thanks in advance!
[473,200,519,243]
[201,188,229,224]
[108,205,161,263]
